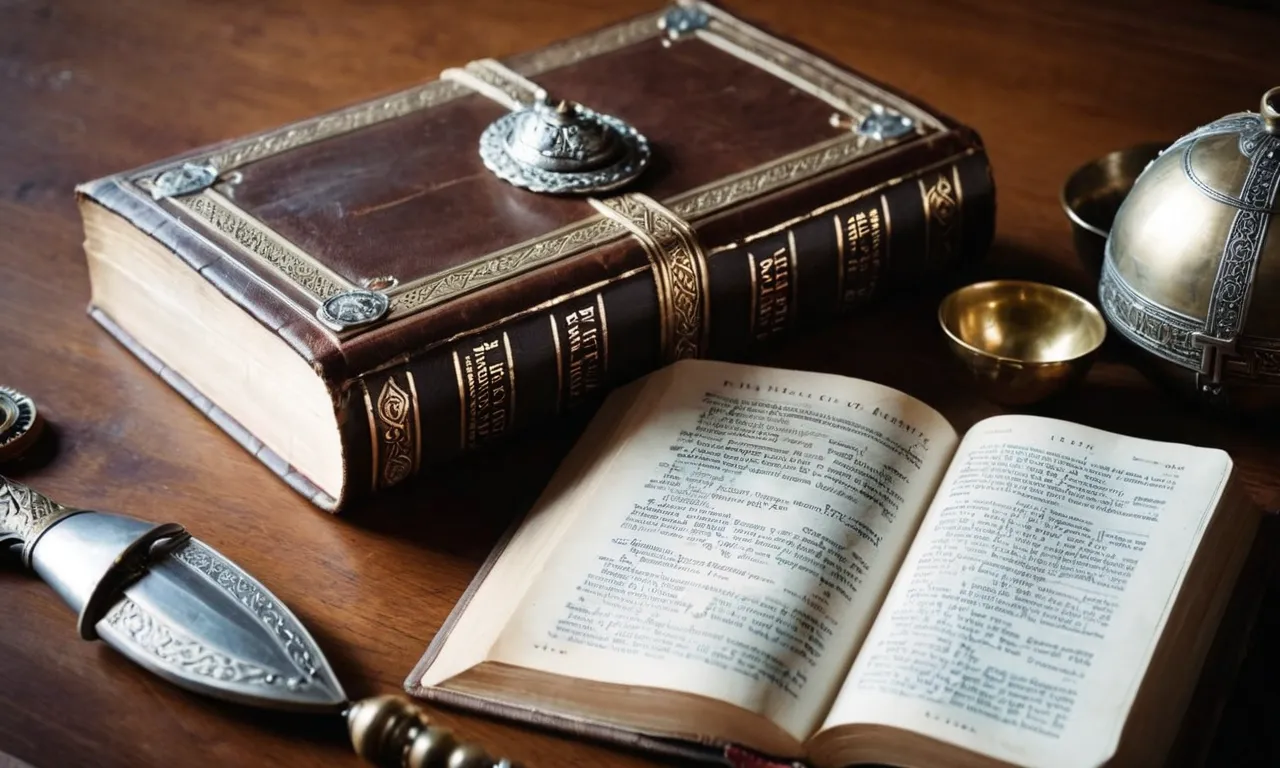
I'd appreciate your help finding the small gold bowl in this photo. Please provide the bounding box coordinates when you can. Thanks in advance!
[1061,142,1166,274]
[939,280,1106,405]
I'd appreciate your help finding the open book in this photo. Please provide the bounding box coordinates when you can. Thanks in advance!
[407,360,1258,768]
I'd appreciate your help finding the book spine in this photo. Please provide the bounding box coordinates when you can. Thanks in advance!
[346,149,994,498]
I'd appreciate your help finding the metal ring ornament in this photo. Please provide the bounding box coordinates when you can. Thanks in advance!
[479,102,650,195]
[0,386,41,463]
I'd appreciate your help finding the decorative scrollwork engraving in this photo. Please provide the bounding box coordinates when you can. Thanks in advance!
[669,133,874,220]
[1203,132,1280,343]
[443,59,541,112]
[0,476,75,563]
[131,3,939,326]
[697,3,939,130]
[179,192,349,302]
[375,375,418,487]
[103,597,301,688]
[1099,259,1202,369]
[592,194,709,361]
[171,540,320,679]
[391,218,626,312]
[919,170,961,266]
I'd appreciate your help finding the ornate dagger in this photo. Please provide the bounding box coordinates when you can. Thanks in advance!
[0,475,519,768]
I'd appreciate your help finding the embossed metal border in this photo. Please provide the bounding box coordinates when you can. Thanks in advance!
[591,193,710,361]
[121,3,940,331]
[1099,256,1204,370]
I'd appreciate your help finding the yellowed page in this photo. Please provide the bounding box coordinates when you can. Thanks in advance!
[820,414,1231,768]
[486,359,959,741]
[418,377,657,685]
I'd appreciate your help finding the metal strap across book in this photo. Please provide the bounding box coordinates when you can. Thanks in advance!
[446,56,713,362]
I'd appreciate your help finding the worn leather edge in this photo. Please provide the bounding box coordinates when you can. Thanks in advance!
[88,305,340,512]
[75,180,344,373]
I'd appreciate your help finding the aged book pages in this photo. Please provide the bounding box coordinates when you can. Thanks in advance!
[419,359,958,755]
[810,415,1234,768]
[412,367,1255,767]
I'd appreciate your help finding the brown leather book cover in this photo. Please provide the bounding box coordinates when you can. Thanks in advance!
[76,1,995,511]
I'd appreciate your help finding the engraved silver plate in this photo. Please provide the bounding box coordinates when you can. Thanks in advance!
[150,161,218,200]
[316,290,390,331]
[479,91,650,195]
[94,537,347,712]
[857,105,915,140]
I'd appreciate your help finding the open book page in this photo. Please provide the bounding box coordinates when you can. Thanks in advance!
[818,414,1232,768]
[415,377,659,686]
[487,360,959,742]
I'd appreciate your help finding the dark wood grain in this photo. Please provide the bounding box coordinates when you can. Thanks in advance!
[1,1,1278,766]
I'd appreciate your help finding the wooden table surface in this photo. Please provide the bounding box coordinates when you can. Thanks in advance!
[2,1,1279,766]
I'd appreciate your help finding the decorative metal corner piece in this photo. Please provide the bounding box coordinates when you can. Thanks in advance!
[0,386,41,463]
[150,161,219,200]
[479,90,650,195]
[857,105,915,141]
[316,290,391,332]
[659,4,710,40]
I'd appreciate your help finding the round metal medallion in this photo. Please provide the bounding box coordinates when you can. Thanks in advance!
[0,386,42,462]
[479,92,650,195]
[316,290,390,332]
[150,161,218,200]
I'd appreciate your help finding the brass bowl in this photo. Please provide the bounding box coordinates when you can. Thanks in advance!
[1061,142,1166,274]
[939,280,1106,405]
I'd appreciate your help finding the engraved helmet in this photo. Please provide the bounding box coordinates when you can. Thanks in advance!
[1099,87,1280,409]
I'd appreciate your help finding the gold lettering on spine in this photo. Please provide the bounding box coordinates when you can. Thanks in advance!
[362,372,421,491]
[920,168,960,266]
[786,229,799,315]
[596,293,610,376]
[361,381,378,492]
[838,198,887,305]
[589,194,709,362]
[550,315,564,413]
[455,334,516,451]
[451,351,467,451]
[881,193,892,264]
[406,371,422,475]
[952,163,965,251]
[503,332,516,429]
[561,301,606,408]
[834,213,846,303]
[749,244,793,341]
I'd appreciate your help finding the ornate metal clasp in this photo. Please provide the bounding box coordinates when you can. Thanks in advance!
[479,88,650,195]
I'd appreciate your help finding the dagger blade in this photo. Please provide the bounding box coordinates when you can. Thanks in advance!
[4,475,523,768]
[91,535,349,713]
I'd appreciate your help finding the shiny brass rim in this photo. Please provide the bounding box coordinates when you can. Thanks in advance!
[938,280,1107,365]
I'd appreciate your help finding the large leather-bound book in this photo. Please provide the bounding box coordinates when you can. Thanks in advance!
[77,2,995,511]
